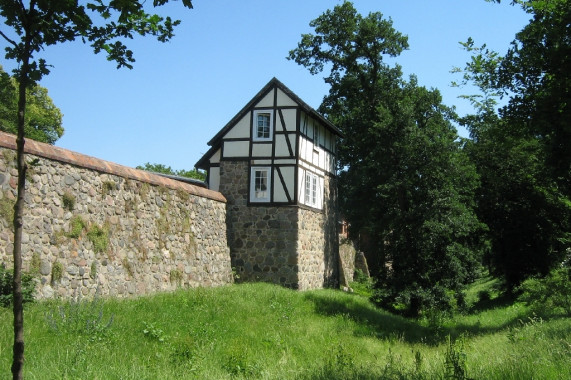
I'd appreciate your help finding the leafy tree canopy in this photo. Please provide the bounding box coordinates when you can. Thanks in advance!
[0,1,193,378]
[0,65,63,144]
[455,0,571,289]
[136,162,205,181]
[290,1,487,316]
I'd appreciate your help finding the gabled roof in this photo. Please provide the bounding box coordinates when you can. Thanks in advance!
[195,77,342,169]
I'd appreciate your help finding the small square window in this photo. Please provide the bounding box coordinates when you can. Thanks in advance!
[253,110,273,141]
[255,170,268,199]
[250,167,271,202]
[257,113,270,139]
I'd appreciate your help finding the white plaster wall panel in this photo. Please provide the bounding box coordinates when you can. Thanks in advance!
[273,159,296,165]
[281,109,297,131]
[273,169,288,202]
[274,166,295,202]
[223,140,250,157]
[210,148,221,164]
[252,143,273,157]
[288,134,297,154]
[299,160,325,176]
[276,88,298,107]
[275,135,292,157]
[209,166,220,191]
[316,176,324,210]
[252,159,272,165]
[256,89,275,107]
[299,135,314,163]
[297,166,305,202]
[224,114,251,139]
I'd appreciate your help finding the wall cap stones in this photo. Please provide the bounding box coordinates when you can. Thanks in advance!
[0,131,226,203]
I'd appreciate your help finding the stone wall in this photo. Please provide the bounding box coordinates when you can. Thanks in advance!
[297,174,339,290]
[220,160,339,290]
[0,132,233,299]
[219,161,300,287]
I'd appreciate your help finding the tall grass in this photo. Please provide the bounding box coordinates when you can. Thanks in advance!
[0,281,569,379]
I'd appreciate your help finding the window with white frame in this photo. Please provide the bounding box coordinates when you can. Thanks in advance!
[253,110,273,141]
[250,167,271,202]
[304,171,321,208]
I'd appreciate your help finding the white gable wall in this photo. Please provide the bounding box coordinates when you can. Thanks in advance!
[257,89,274,107]
[202,82,337,208]
[224,114,250,139]
[276,88,298,107]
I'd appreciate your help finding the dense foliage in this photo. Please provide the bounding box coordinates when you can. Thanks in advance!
[0,265,35,308]
[136,162,206,181]
[518,265,571,317]
[290,1,487,316]
[0,66,63,144]
[457,0,571,290]
[0,1,193,377]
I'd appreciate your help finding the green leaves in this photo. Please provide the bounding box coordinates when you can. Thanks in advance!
[0,66,63,144]
[0,0,193,78]
[288,1,408,81]
[457,0,571,290]
[136,162,206,181]
[291,1,485,316]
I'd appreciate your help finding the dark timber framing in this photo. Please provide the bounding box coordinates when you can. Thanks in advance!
[196,77,342,210]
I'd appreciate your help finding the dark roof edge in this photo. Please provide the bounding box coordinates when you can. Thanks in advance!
[151,172,207,188]
[195,77,343,170]
[273,77,343,138]
[207,77,342,147]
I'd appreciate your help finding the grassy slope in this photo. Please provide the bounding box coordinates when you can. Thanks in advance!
[0,281,569,379]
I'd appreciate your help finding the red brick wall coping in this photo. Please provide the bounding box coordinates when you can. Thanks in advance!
[0,132,226,203]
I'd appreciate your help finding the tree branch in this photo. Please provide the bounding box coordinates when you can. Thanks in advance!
[0,29,18,46]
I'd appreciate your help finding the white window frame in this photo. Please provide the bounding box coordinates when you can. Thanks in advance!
[253,109,273,141]
[250,167,271,203]
[303,171,322,209]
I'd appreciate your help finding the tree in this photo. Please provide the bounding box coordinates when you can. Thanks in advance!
[137,162,206,181]
[289,1,486,316]
[1,65,63,144]
[456,0,571,290]
[0,1,193,378]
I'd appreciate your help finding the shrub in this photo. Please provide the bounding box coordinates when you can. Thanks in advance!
[101,180,116,196]
[349,269,374,298]
[444,335,470,380]
[45,291,114,342]
[0,263,36,307]
[87,223,110,253]
[68,215,86,238]
[62,192,75,211]
[0,196,14,224]
[51,261,63,284]
[518,267,571,316]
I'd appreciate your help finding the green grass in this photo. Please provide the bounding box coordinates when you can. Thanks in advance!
[0,281,569,379]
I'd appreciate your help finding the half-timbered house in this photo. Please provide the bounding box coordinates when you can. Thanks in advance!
[196,78,342,289]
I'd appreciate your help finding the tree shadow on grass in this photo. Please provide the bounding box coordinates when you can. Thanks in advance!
[303,292,433,344]
[303,291,538,345]
[468,292,517,313]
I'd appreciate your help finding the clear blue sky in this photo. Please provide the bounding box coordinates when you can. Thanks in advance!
[1,0,530,172]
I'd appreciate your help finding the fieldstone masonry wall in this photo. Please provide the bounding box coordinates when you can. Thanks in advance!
[220,160,339,290]
[220,161,300,287]
[297,175,339,290]
[0,132,233,300]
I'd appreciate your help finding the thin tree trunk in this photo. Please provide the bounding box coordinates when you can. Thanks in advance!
[11,47,30,380]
